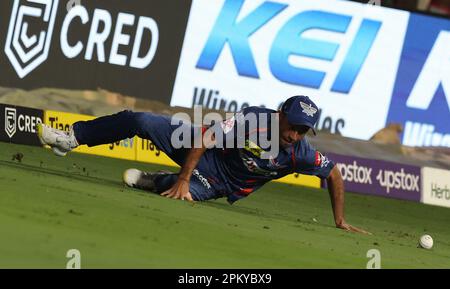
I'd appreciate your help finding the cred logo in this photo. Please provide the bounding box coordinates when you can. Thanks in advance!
[5,1,160,78]
[3,107,43,138]
[5,0,59,78]
[60,6,159,69]
[5,107,17,138]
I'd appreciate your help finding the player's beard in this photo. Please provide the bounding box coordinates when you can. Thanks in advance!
[280,137,293,148]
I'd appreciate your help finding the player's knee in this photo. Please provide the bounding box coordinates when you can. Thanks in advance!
[117,109,141,123]
[119,110,164,139]
[116,110,143,133]
[132,111,147,126]
[115,109,135,119]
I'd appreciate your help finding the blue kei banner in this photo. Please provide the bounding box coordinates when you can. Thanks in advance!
[171,0,450,147]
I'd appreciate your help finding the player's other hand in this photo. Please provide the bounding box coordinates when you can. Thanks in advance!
[160,178,194,202]
[336,221,372,235]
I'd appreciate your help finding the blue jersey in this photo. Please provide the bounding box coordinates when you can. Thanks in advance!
[73,109,334,203]
[197,106,335,204]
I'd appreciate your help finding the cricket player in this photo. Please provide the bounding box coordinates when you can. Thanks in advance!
[37,95,369,234]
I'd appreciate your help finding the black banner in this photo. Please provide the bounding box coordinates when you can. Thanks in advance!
[0,0,192,103]
[0,268,426,288]
[0,103,43,146]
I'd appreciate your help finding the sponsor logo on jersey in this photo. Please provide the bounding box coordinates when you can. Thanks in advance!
[240,152,277,177]
[315,151,330,168]
[220,116,235,134]
[243,139,264,158]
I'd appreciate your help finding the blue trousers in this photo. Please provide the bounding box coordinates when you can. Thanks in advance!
[72,110,226,201]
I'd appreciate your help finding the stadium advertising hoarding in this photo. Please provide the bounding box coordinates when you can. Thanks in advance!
[323,153,421,202]
[422,167,450,208]
[135,137,178,167]
[386,13,450,148]
[0,103,43,146]
[171,0,450,147]
[0,0,192,103]
[44,110,137,160]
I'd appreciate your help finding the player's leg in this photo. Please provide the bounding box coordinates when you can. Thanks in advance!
[37,123,79,156]
[122,169,177,193]
[122,168,221,201]
[38,110,192,161]
[38,110,223,201]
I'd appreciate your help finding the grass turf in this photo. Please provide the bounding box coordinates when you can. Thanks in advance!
[0,141,449,268]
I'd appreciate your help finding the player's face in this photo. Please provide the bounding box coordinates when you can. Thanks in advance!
[278,112,309,147]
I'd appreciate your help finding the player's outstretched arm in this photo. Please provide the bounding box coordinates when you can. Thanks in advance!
[160,147,206,202]
[326,166,372,235]
[160,128,216,202]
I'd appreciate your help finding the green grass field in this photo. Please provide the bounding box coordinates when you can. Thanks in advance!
[0,141,449,268]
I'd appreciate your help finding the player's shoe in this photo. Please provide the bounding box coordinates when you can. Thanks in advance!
[37,123,79,157]
[123,168,172,192]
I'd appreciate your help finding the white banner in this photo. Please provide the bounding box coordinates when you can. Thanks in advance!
[422,167,450,208]
[172,0,409,140]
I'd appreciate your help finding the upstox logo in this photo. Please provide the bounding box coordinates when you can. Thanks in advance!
[196,0,381,93]
[5,0,59,78]
[337,161,372,184]
[337,161,419,193]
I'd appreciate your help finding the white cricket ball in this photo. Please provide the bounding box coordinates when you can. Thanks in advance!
[419,234,433,250]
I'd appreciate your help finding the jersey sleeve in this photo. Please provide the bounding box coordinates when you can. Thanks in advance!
[294,140,335,179]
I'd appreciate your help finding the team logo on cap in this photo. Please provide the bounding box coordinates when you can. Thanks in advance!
[300,101,317,117]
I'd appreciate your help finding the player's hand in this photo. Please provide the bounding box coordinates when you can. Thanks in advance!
[336,222,372,235]
[160,178,194,202]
